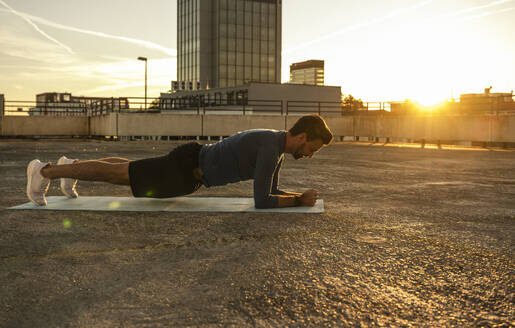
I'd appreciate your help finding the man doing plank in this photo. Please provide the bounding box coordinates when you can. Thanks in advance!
[26,114,333,208]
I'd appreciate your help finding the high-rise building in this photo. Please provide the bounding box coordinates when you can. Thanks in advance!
[289,60,324,86]
[177,0,282,90]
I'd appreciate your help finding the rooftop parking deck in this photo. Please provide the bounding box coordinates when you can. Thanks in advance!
[1,140,514,327]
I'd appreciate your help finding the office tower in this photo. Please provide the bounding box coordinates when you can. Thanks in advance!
[289,60,324,86]
[177,0,282,90]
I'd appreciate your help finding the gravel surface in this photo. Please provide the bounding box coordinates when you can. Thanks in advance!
[0,140,514,327]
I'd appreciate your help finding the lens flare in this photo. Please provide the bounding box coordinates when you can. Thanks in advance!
[108,201,121,209]
[62,219,72,229]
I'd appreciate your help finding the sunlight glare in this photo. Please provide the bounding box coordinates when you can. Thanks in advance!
[108,201,121,209]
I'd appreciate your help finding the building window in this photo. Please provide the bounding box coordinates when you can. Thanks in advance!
[237,66,244,80]
[268,67,275,81]
[228,10,236,23]
[261,40,268,53]
[229,66,236,80]
[220,23,229,37]
[253,66,259,80]
[220,38,227,50]
[260,68,268,81]
[220,10,227,23]
[228,51,236,63]
[245,66,252,80]
[220,65,228,78]
[237,52,244,66]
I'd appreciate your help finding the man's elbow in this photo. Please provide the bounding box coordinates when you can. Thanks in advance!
[254,198,276,209]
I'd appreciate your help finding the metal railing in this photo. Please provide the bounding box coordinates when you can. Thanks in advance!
[3,100,88,116]
[160,97,283,115]
[3,96,514,117]
[287,100,342,115]
[3,98,149,117]
[0,98,405,117]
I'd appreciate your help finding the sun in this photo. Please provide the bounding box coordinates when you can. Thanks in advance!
[413,95,448,108]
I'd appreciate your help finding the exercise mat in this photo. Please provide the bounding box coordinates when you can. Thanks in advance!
[9,196,324,213]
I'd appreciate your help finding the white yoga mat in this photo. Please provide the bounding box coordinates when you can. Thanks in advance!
[9,196,324,213]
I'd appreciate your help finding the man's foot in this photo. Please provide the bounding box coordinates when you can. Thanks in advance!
[26,159,50,206]
[57,156,78,198]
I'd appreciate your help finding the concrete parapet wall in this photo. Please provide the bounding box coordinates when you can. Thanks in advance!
[2,113,515,144]
[117,113,202,136]
[204,115,285,136]
[321,116,352,137]
[491,115,515,142]
[388,116,430,140]
[90,114,117,136]
[1,116,88,136]
[345,114,515,143]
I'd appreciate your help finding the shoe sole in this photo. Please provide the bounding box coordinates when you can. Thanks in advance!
[60,180,77,198]
[26,160,45,206]
[58,156,78,198]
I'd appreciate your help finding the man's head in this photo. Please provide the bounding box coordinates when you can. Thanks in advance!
[288,114,333,160]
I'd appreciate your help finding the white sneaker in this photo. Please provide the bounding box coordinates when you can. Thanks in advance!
[57,156,78,198]
[26,159,50,206]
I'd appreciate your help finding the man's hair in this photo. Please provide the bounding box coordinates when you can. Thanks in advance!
[289,114,333,144]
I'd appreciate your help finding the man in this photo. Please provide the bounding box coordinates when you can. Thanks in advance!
[26,114,333,209]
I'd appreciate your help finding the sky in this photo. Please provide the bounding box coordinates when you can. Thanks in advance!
[0,0,514,105]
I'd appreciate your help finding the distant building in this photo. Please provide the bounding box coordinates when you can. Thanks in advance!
[0,94,4,116]
[170,1,341,114]
[0,94,4,136]
[389,101,419,114]
[177,0,282,90]
[458,87,514,113]
[460,87,513,105]
[30,92,129,116]
[161,82,341,115]
[289,60,324,86]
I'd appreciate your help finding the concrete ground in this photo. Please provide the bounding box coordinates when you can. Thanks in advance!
[0,140,514,328]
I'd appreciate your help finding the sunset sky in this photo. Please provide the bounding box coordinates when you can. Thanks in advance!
[1,0,514,104]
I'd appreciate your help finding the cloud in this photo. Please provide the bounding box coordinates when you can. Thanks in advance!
[283,0,434,55]
[456,6,515,22]
[428,0,514,21]
[449,0,512,17]
[0,0,74,54]
[0,6,176,57]
[55,58,175,95]
[0,28,75,64]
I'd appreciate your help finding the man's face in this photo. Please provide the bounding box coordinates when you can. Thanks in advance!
[292,137,324,160]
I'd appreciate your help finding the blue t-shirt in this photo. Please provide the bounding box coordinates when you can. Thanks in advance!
[198,129,287,208]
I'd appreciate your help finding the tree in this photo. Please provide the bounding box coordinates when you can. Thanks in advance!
[342,94,364,110]
[149,98,160,109]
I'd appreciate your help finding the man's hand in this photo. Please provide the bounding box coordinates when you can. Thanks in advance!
[276,189,319,208]
[300,189,319,206]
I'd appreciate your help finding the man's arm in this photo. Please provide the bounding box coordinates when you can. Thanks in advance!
[272,190,301,196]
[253,147,281,208]
[253,147,319,208]
[269,156,302,197]
[270,156,284,195]
[276,189,319,208]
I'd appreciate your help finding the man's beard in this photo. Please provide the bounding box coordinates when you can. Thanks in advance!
[292,143,305,160]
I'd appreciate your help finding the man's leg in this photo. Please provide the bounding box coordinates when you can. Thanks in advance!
[41,160,131,185]
[57,157,132,198]
[27,157,133,206]
[77,157,131,164]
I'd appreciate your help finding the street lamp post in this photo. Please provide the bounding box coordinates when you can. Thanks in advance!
[137,56,147,110]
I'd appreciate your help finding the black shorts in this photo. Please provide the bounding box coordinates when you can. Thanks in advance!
[129,142,203,198]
